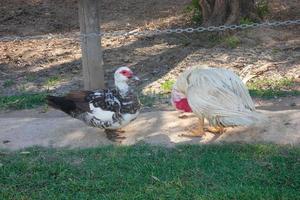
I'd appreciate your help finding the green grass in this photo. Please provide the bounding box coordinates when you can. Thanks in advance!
[0,91,167,111]
[247,78,300,99]
[44,76,61,87]
[207,35,240,48]
[249,89,300,99]
[208,34,222,46]
[139,93,170,107]
[240,17,255,25]
[224,36,240,48]
[161,80,175,93]
[139,94,157,107]
[3,80,15,88]
[257,0,269,18]
[185,0,202,23]
[0,144,299,199]
[271,48,280,54]
[26,74,37,82]
[0,93,47,110]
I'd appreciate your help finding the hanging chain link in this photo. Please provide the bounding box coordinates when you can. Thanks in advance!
[0,32,81,42]
[0,19,299,42]
[99,19,300,38]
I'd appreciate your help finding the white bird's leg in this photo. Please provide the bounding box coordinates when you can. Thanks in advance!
[178,113,189,119]
[180,117,205,137]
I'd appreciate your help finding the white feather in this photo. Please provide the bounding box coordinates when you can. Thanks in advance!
[106,112,140,129]
[89,103,114,121]
[173,65,266,127]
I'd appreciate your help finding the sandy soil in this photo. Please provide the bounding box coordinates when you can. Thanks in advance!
[0,107,299,150]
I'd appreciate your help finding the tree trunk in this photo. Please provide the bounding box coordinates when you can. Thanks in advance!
[199,0,260,26]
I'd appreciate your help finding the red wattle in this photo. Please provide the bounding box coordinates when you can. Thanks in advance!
[174,98,192,112]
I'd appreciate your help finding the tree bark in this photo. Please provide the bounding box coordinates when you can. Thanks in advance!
[199,0,260,26]
[78,0,105,90]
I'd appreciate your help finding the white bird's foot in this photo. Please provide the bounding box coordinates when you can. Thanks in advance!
[178,113,189,119]
[180,124,205,137]
[205,126,225,134]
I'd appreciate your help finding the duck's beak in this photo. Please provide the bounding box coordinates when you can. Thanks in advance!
[132,76,140,81]
[129,75,140,85]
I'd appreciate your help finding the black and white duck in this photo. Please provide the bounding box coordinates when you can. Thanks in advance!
[47,66,141,140]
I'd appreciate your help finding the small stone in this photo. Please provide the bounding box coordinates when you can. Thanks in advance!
[290,102,297,107]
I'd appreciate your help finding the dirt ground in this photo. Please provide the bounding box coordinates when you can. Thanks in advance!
[0,107,299,150]
[0,0,299,148]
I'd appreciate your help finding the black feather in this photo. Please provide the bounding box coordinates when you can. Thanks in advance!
[46,95,77,115]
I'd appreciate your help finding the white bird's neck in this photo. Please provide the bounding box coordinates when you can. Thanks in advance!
[115,80,129,95]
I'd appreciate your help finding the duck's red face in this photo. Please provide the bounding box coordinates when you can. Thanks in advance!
[171,89,192,112]
[119,69,133,78]
[115,66,140,83]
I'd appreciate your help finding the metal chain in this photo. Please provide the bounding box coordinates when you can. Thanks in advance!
[0,32,81,42]
[0,19,299,42]
[99,19,300,38]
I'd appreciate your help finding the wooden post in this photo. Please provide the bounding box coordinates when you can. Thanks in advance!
[78,0,105,90]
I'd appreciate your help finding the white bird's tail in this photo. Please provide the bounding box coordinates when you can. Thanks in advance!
[216,110,268,127]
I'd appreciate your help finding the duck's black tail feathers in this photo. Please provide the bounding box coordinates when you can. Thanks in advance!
[46,95,77,115]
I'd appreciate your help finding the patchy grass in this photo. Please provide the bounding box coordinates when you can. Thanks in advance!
[0,92,169,111]
[249,89,300,99]
[185,0,202,23]
[26,74,37,82]
[247,78,300,99]
[161,80,175,93]
[0,144,299,199]
[2,80,15,88]
[271,48,280,54]
[0,93,47,110]
[44,76,62,87]
[140,93,170,108]
[139,94,157,107]
[224,36,240,48]
[140,79,175,108]
[208,34,241,48]
[240,17,254,25]
[248,78,296,89]
[208,34,222,45]
[257,0,269,18]
[17,84,27,93]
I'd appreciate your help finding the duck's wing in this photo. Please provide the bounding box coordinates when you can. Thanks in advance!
[186,69,264,126]
[47,89,122,119]
[83,89,123,121]
[48,89,125,129]
[47,91,92,116]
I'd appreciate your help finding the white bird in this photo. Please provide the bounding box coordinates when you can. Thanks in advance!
[171,65,266,137]
[47,66,141,140]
